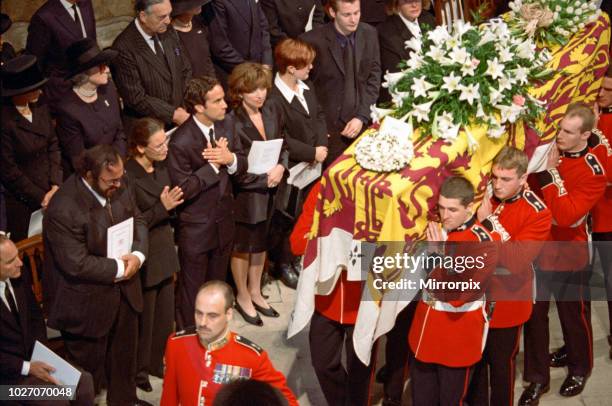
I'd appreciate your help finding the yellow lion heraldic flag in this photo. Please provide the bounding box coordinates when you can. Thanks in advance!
[288,13,610,364]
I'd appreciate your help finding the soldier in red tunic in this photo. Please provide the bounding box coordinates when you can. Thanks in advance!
[521,103,607,404]
[469,147,552,406]
[593,65,612,360]
[408,176,499,406]
[160,281,297,406]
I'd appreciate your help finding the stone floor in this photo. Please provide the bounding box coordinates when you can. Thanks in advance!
[105,278,612,406]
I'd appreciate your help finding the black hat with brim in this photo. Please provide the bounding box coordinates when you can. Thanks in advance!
[171,0,211,17]
[0,13,11,35]
[1,55,48,97]
[65,38,118,79]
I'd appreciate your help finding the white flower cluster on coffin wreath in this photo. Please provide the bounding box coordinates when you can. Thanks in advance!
[355,113,415,173]
[382,18,552,142]
[507,0,600,47]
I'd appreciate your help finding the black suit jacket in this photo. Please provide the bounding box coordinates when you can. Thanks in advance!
[268,80,327,166]
[300,22,381,162]
[26,0,96,102]
[0,103,62,240]
[261,0,325,48]
[125,159,180,288]
[112,22,192,126]
[0,270,47,385]
[43,174,148,338]
[377,12,436,103]
[208,0,274,74]
[229,104,289,224]
[55,82,127,172]
[167,116,247,250]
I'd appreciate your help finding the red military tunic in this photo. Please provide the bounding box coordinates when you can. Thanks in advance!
[591,117,612,233]
[409,217,499,367]
[481,189,552,328]
[531,146,607,271]
[160,329,298,406]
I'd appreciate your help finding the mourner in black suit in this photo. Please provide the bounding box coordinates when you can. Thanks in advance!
[377,0,435,103]
[112,0,192,131]
[300,0,381,167]
[1,13,16,66]
[56,38,126,174]
[0,234,95,406]
[26,0,97,108]
[125,117,183,393]
[167,76,247,329]
[0,56,62,242]
[225,63,288,326]
[266,38,328,288]
[171,0,216,79]
[208,0,274,80]
[43,145,149,405]
[261,0,326,49]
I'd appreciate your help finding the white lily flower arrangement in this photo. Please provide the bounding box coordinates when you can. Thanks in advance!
[384,18,551,142]
[355,115,416,172]
[506,0,600,46]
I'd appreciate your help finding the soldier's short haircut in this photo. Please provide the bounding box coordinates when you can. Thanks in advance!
[565,102,595,133]
[440,176,475,207]
[492,146,529,177]
[198,280,235,312]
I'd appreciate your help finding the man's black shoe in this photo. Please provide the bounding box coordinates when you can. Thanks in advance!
[518,382,549,405]
[559,375,587,397]
[550,346,567,367]
[136,380,153,392]
[375,365,387,384]
[274,264,298,289]
[292,256,303,275]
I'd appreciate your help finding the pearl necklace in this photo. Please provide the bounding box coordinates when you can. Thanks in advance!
[74,86,97,99]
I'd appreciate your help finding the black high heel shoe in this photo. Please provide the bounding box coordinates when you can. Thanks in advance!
[235,301,263,326]
[252,301,280,318]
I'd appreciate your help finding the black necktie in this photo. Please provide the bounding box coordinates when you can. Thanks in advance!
[105,198,114,224]
[153,35,167,65]
[4,283,19,324]
[72,4,84,38]
[340,39,357,123]
[208,128,217,148]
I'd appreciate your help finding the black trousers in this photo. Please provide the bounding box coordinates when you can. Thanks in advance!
[309,311,375,406]
[524,269,593,384]
[136,276,174,382]
[176,243,230,330]
[5,371,95,406]
[61,294,139,406]
[409,357,473,406]
[593,232,612,336]
[381,301,416,405]
[467,325,522,406]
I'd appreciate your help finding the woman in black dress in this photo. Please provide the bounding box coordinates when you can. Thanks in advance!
[55,38,126,174]
[171,0,216,78]
[266,38,328,285]
[0,55,62,241]
[125,117,183,392]
[228,62,288,326]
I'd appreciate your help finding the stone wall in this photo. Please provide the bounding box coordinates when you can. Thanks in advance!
[2,0,136,50]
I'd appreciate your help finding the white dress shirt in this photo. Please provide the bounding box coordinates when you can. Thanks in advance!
[399,13,422,38]
[193,117,238,175]
[80,178,146,278]
[60,0,87,38]
[274,73,310,115]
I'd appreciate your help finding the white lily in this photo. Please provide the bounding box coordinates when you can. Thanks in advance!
[497,76,512,92]
[404,37,422,53]
[478,29,497,46]
[516,40,535,59]
[406,53,424,70]
[458,83,480,105]
[487,122,506,139]
[411,76,435,98]
[441,71,462,93]
[497,103,523,124]
[391,91,411,107]
[485,57,505,80]
[426,45,448,64]
[476,101,486,118]
[498,47,513,63]
[461,60,477,77]
[489,87,504,105]
[382,71,405,89]
[452,20,472,38]
[370,105,395,124]
[448,47,469,65]
[427,26,451,46]
[411,100,434,122]
[512,67,529,85]
[434,111,460,140]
